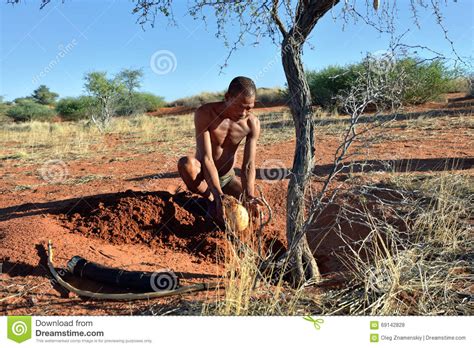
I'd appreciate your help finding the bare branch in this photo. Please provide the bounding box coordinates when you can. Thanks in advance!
[270,0,288,37]
[290,0,340,45]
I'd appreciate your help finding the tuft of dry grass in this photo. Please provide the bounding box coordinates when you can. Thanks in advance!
[202,218,321,315]
[320,173,473,315]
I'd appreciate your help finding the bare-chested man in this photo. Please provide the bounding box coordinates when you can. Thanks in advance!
[177,76,261,222]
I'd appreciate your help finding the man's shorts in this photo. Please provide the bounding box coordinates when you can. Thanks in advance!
[219,168,235,189]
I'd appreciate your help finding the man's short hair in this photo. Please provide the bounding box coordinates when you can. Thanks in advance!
[228,76,256,97]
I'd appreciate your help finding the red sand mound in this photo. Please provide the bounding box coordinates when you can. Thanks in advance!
[58,190,286,261]
[59,190,227,260]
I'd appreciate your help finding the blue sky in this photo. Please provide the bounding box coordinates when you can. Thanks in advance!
[1,0,472,102]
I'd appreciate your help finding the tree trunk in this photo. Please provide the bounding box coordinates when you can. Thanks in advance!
[281,36,320,287]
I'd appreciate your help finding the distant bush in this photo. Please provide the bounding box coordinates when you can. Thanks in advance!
[56,96,95,121]
[398,58,453,104]
[255,87,288,105]
[135,92,165,112]
[169,91,225,108]
[444,77,470,94]
[7,100,56,122]
[31,85,59,105]
[13,97,36,104]
[116,92,166,115]
[306,57,460,110]
[169,87,288,108]
[0,97,11,123]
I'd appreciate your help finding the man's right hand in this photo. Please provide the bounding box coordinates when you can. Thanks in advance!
[209,194,225,227]
[244,196,264,219]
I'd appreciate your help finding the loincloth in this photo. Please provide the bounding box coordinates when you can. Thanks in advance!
[219,168,235,188]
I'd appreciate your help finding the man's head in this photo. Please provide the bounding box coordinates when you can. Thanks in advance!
[223,76,256,121]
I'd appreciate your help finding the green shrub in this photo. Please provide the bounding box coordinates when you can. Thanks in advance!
[116,92,166,115]
[13,97,36,104]
[444,77,470,94]
[306,57,459,111]
[131,92,165,113]
[398,58,453,104]
[56,96,95,121]
[0,100,11,123]
[7,100,56,122]
[306,64,362,110]
[32,85,59,105]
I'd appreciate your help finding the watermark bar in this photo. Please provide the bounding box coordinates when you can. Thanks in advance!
[1,316,472,347]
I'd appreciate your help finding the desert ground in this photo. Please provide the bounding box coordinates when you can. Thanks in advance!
[1,93,472,315]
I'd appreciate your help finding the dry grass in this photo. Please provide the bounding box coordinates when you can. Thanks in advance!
[320,172,473,315]
[202,227,320,315]
[4,104,469,165]
[0,111,307,165]
[0,121,107,163]
[0,114,197,164]
[199,171,471,316]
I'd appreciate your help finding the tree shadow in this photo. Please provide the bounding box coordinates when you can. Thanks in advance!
[312,157,474,176]
[125,172,180,181]
[1,244,70,297]
[246,156,473,180]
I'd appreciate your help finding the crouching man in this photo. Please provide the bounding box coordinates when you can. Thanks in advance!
[177,76,262,223]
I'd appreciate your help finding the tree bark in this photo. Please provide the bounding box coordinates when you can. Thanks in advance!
[281,35,320,287]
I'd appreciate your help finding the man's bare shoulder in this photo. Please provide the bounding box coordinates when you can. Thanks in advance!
[246,113,260,132]
[194,102,223,126]
[195,101,224,116]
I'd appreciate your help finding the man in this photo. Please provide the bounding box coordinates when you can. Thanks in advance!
[177,76,261,223]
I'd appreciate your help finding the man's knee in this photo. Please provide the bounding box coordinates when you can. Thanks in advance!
[178,156,200,177]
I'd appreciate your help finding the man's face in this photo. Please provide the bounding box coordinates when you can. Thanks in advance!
[224,92,255,121]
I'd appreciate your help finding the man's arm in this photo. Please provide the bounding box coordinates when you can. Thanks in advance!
[242,116,261,198]
[194,109,223,200]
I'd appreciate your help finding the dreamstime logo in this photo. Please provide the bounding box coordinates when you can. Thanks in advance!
[150,50,177,75]
[32,38,78,85]
[138,159,177,191]
[254,49,279,84]
[12,321,28,336]
[7,316,32,343]
[367,50,395,75]
[259,159,289,184]
[149,270,178,292]
[39,159,69,183]
[254,42,293,83]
